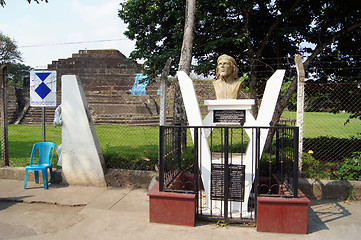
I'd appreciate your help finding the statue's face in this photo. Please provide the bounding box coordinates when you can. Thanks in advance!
[218,59,233,81]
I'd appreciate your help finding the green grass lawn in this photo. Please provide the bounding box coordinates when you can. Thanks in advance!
[4,111,361,168]
[6,124,160,168]
[282,111,361,138]
[8,125,62,167]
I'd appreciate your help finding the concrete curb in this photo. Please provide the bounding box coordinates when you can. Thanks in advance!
[0,167,157,189]
[1,167,360,200]
[104,168,158,188]
[0,167,62,184]
[299,178,361,201]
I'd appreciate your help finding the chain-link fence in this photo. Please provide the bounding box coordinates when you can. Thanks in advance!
[297,83,361,180]
[2,68,361,181]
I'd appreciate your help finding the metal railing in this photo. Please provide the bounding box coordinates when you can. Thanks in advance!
[159,125,299,223]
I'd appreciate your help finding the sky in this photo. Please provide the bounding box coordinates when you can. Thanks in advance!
[0,0,135,69]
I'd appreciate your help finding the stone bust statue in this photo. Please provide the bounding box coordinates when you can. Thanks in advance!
[213,54,242,99]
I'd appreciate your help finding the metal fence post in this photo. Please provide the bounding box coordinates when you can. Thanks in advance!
[194,127,199,217]
[293,127,299,198]
[255,127,261,209]
[0,65,9,167]
[224,127,229,222]
[159,126,165,191]
[42,107,46,142]
[159,58,172,126]
[295,54,305,173]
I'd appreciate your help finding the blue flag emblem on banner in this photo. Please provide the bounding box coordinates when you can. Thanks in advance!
[35,73,52,99]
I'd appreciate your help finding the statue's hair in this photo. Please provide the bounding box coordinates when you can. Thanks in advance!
[216,54,239,81]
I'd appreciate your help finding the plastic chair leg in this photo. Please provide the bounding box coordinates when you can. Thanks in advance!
[24,169,28,189]
[49,168,54,183]
[42,169,48,189]
[34,171,39,183]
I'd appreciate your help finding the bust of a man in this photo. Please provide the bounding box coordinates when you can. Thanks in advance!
[213,54,242,99]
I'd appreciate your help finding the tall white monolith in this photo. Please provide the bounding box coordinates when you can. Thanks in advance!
[61,75,106,186]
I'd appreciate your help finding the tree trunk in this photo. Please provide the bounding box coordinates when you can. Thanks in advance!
[178,0,196,74]
[172,0,196,152]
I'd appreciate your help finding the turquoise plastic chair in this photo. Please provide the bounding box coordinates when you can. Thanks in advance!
[24,142,55,189]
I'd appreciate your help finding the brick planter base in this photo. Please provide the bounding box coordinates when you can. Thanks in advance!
[257,190,311,234]
[148,183,196,227]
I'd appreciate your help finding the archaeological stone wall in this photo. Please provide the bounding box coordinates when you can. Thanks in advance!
[47,49,140,94]
[13,49,162,125]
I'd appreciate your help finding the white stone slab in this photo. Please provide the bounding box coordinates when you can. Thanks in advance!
[241,69,285,214]
[61,75,106,187]
[177,71,212,206]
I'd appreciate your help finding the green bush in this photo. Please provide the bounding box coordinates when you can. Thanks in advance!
[259,153,276,177]
[303,137,361,162]
[301,151,331,179]
[302,151,320,178]
[103,145,158,171]
[301,150,361,180]
[334,152,361,181]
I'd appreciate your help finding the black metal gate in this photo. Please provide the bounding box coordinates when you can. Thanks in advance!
[159,125,298,224]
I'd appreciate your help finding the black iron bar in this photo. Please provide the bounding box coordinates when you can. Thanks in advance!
[158,125,299,224]
[194,127,199,217]
[224,127,230,222]
[293,128,299,198]
[254,127,261,221]
[159,126,165,191]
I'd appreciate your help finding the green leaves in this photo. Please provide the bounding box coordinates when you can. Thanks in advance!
[0,33,22,64]
[334,152,361,181]
[119,0,361,90]
[119,0,184,78]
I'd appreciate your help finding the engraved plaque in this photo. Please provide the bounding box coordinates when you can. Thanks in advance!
[211,164,224,201]
[211,164,245,202]
[213,110,246,125]
[229,165,245,202]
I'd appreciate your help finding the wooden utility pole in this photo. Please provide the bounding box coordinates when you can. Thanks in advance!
[159,58,172,126]
[295,54,305,172]
[0,65,9,166]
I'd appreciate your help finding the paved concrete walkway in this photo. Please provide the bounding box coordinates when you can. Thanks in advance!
[0,179,360,240]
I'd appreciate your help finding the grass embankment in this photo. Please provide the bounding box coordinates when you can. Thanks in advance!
[281,111,361,138]
[5,111,361,173]
[6,124,159,169]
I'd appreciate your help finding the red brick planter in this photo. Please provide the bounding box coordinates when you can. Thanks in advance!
[148,183,196,227]
[257,190,311,234]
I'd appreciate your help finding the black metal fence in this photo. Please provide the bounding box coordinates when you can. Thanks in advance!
[159,125,299,223]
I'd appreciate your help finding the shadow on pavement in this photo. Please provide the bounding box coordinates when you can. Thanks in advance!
[0,196,32,211]
[307,200,351,234]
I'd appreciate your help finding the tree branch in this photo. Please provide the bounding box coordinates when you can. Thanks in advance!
[178,0,196,74]
[304,21,361,70]
[256,0,304,59]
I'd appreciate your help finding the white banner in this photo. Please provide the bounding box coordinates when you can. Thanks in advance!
[30,71,57,107]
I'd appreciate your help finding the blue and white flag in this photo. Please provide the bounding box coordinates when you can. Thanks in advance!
[30,71,57,107]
